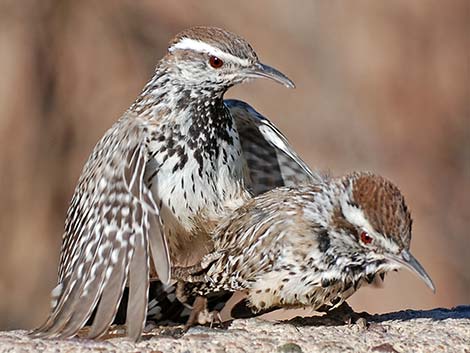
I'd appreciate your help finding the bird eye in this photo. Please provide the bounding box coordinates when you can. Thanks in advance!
[209,56,224,69]
[360,231,373,245]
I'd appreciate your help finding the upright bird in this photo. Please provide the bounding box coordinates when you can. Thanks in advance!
[175,172,435,318]
[32,26,317,340]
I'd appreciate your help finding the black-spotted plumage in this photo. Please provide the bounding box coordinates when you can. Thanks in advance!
[32,26,317,341]
[174,173,434,318]
[111,99,321,328]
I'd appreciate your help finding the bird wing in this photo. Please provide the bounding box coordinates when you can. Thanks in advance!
[31,115,170,341]
[226,99,321,195]
[208,185,322,288]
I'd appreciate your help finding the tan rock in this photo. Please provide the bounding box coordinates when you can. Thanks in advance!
[1,307,469,353]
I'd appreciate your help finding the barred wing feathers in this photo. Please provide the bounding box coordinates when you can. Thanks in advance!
[226,99,320,195]
[31,114,169,341]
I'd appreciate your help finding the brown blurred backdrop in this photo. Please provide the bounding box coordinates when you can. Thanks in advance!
[0,0,468,330]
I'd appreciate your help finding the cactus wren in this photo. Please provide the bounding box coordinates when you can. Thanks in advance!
[174,172,435,320]
[32,26,317,341]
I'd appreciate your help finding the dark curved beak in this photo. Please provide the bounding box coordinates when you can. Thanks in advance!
[386,250,436,293]
[246,62,295,88]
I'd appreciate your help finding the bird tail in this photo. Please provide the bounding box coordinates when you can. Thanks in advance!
[111,281,234,325]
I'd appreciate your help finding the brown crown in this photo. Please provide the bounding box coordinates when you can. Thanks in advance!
[347,172,412,249]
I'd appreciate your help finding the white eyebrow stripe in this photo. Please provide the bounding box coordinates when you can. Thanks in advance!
[340,197,374,233]
[340,196,400,253]
[168,38,251,66]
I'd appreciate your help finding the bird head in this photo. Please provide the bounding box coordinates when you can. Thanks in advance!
[329,172,435,292]
[165,26,294,91]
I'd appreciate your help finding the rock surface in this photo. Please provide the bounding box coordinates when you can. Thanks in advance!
[1,306,469,353]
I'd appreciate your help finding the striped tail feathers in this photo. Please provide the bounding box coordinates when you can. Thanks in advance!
[146,282,190,324]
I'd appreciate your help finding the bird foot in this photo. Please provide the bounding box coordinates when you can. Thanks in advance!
[183,296,224,330]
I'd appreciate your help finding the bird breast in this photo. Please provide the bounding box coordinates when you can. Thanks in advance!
[242,232,365,312]
[247,269,360,312]
[145,124,249,267]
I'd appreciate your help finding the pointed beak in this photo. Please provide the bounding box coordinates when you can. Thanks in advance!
[386,250,436,293]
[246,62,295,88]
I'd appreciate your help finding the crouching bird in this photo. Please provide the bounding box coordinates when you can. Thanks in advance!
[174,172,435,323]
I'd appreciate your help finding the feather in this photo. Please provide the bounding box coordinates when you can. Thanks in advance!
[226,99,321,195]
[87,235,132,338]
[57,237,114,338]
[31,115,165,339]
[143,184,171,285]
[125,143,170,285]
[31,226,107,337]
[147,207,171,285]
[126,224,150,341]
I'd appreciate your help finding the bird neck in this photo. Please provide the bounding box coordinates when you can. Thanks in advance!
[130,62,242,181]
[319,226,387,289]
[131,64,230,127]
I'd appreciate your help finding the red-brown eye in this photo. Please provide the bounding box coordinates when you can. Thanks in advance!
[209,56,223,68]
[360,231,373,245]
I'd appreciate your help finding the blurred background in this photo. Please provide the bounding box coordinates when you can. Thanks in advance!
[0,0,468,330]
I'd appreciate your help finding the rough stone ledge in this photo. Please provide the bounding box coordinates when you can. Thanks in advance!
[1,306,469,353]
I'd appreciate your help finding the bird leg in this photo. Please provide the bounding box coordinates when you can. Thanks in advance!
[171,250,229,328]
[184,296,207,329]
[174,283,223,330]
[183,296,224,329]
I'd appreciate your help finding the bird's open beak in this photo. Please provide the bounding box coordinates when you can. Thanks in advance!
[386,250,436,293]
[246,62,295,88]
